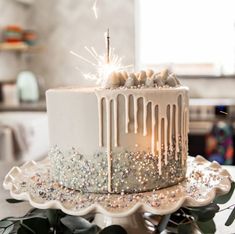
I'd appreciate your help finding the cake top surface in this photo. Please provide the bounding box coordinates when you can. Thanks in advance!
[47,86,188,93]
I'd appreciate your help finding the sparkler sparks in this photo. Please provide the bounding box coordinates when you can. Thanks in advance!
[92,0,98,19]
[70,30,132,87]
[70,47,131,87]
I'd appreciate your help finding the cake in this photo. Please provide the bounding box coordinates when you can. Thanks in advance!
[47,69,189,194]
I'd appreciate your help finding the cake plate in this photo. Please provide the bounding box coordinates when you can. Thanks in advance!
[3,156,232,234]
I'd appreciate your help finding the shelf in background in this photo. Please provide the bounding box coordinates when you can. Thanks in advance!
[0,42,42,52]
[0,100,46,112]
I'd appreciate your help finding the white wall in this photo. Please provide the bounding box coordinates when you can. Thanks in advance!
[0,0,30,81]
[29,0,135,88]
[181,77,235,98]
[0,0,235,98]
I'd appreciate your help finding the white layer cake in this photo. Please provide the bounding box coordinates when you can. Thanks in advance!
[47,70,189,193]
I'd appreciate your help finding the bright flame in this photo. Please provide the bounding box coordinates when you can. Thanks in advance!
[92,0,98,19]
[70,47,132,87]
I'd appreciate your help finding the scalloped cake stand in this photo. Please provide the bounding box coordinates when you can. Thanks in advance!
[3,156,232,234]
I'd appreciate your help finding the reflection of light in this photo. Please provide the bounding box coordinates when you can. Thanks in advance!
[220,111,228,115]
[70,47,132,87]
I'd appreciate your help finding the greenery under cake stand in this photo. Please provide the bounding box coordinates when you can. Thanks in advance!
[2,156,234,234]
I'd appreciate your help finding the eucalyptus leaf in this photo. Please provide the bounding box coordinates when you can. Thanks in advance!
[46,209,59,227]
[19,222,36,234]
[225,206,235,226]
[20,217,50,234]
[177,222,193,234]
[197,219,216,234]
[0,220,14,234]
[7,214,46,222]
[61,216,100,234]
[186,203,219,222]
[156,214,171,233]
[6,198,24,204]
[214,181,235,204]
[99,225,127,234]
[17,227,31,234]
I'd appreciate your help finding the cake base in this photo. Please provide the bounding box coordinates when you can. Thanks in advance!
[3,156,232,215]
[3,155,232,234]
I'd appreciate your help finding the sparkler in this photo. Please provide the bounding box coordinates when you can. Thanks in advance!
[106,28,110,64]
[70,29,132,87]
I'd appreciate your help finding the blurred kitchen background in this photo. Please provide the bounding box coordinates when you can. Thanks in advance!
[0,0,234,165]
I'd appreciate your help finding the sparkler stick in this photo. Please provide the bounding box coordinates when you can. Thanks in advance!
[106,29,110,64]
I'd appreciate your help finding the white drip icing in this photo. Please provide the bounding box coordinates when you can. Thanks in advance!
[143,98,147,136]
[106,98,112,192]
[125,95,129,133]
[164,117,168,165]
[169,105,173,152]
[97,98,103,147]
[113,98,118,147]
[151,103,156,155]
[134,96,138,134]
[175,105,179,160]
[95,88,188,192]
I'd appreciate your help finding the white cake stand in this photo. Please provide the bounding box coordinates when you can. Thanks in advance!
[3,156,232,234]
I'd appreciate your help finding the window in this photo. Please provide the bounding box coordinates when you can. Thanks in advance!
[136,0,235,75]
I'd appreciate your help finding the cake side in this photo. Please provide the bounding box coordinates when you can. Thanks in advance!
[47,83,189,193]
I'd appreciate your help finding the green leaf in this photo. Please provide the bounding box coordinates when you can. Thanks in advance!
[7,214,46,222]
[61,216,100,234]
[99,225,127,234]
[178,222,193,234]
[45,209,59,227]
[6,198,24,204]
[19,217,50,234]
[0,220,14,234]
[214,181,235,204]
[225,206,235,226]
[186,203,219,222]
[156,214,171,233]
[18,222,36,234]
[197,219,216,234]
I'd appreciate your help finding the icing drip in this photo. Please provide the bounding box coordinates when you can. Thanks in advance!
[151,103,156,155]
[134,96,138,134]
[113,98,118,147]
[98,98,103,147]
[125,95,129,133]
[95,87,188,192]
[158,117,162,175]
[143,98,147,136]
[169,105,173,152]
[175,104,179,160]
[183,107,189,164]
[164,117,168,165]
[106,99,112,192]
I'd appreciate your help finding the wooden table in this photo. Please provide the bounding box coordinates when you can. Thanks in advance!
[0,162,234,233]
